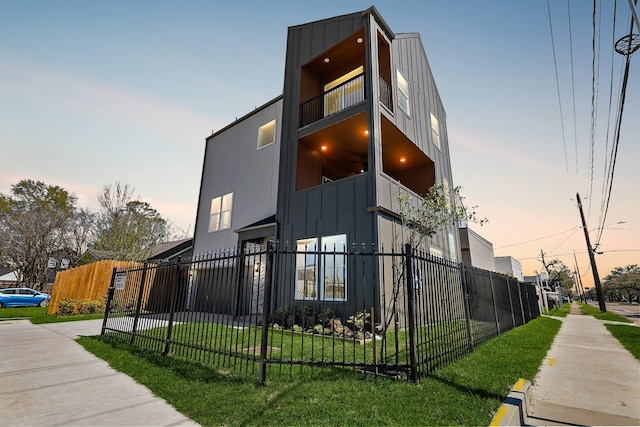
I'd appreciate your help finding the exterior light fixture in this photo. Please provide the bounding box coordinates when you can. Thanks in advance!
[324,57,330,63]
[320,145,328,151]
[364,130,369,135]
[400,157,406,163]
[357,37,363,43]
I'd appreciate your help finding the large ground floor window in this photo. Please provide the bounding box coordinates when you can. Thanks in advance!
[295,234,347,301]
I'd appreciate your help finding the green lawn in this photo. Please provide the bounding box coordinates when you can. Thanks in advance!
[546,303,570,317]
[0,306,105,323]
[79,316,561,426]
[605,324,640,361]
[578,302,633,323]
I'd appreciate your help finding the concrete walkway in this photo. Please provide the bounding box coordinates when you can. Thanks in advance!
[0,319,198,426]
[527,304,640,426]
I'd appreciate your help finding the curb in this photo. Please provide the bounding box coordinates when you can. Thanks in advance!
[489,378,531,426]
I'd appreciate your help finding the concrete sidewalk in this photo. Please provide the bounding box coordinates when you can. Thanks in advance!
[527,304,640,426]
[0,319,198,426]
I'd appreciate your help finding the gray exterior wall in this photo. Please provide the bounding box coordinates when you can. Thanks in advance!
[193,97,282,254]
[495,256,524,281]
[459,227,496,271]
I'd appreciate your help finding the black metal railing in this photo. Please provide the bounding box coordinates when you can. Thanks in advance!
[379,76,391,110]
[299,74,365,127]
[101,243,540,384]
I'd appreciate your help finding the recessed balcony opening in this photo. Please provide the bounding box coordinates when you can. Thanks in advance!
[299,29,366,127]
[296,112,369,191]
[377,31,392,111]
[381,115,435,195]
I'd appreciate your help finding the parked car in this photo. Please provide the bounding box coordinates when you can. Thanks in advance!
[0,287,50,308]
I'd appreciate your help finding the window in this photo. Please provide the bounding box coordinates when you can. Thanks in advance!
[295,234,347,301]
[324,66,364,116]
[397,70,409,115]
[257,119,276,149]
[208,192,233,232]
[431,113,440,149]
[448,232,457,262]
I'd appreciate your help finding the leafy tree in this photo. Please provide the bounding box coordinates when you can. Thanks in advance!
[396,182,487,250]
[94,182,170,261]
[603,265,640,303]
[0,179,76,288]
[66,207,97,264]
[543,259,574,293]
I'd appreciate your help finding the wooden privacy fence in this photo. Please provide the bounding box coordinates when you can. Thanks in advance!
[48,260,142,314]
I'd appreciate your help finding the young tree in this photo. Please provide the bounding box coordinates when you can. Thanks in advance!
[94,182,171,261]
[0,179,76,288]
[603,265,640,303]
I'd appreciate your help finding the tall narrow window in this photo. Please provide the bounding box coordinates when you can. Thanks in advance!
[208,192,233,232]
[296,238,318,300]
[397,70,410,115]
[321,234,347,301]
[257,119,276,149]
[431,113,440,149]
[448,232,457,262]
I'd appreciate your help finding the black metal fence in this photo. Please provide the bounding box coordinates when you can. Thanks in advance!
[101,243,539,383]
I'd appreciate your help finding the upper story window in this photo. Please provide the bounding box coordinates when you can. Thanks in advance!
[257,119,276,150]
[396,70,410,115]
[431,113,440,149]
[208,192,233,232]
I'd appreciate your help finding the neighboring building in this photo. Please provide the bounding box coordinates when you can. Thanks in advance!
[148,238,193,262]
[495,256,523,281]
[192,7,460,314]
[0,267,19,288]
[458,226,495,271]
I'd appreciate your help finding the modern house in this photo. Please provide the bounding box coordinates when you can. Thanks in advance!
[192,7,460,315]
[495,256,524,281]
[458,225,496,271]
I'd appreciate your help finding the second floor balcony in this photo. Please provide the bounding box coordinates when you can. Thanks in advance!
[299,73,365,128]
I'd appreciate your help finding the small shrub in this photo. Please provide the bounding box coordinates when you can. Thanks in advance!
[56,298,106,316]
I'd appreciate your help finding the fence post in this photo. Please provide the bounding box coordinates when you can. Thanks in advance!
[130,262,148,345]
[459,263,474,352]
[506,276,516,329]
[101,267,118,336]
[259,242,275,386]
[488,271,500,334]
[404,244,419,384]
[163,257,181,356]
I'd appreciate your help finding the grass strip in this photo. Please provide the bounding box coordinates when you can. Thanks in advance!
[578,303,632,323]
[605,324,640,361]
[546,303,570,317]
[0,306,104,323]
[78,316,561,426]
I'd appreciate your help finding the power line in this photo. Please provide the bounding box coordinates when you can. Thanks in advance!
[546,0,569,174]
[587,0,598,216]
[567,0,579,174]
[494,226,580,249]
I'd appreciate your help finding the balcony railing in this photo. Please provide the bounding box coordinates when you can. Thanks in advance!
[299,74,365,127]
[379,76,391,110]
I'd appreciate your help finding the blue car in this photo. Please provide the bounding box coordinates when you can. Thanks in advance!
[0,287,50,308]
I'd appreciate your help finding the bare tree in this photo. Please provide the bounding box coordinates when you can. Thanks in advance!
[94,182,171,261]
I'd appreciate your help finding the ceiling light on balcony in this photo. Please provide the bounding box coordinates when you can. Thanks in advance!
[364,130,369,135]
[357,37,363,44]
[324,57,330,63]
[321,145,328,151]
[400,157,406,163]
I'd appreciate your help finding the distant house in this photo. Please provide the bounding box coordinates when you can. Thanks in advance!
[0,267,19,288]
[495,256,524,281]
[458,226,496,271]
[148,238,193,262]
[75,249,118,266]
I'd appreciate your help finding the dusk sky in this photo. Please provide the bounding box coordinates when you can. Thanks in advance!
[1,1,638,289]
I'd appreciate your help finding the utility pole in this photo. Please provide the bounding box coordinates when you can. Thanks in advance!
[576,193,606,312]
[573,252,586,303]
